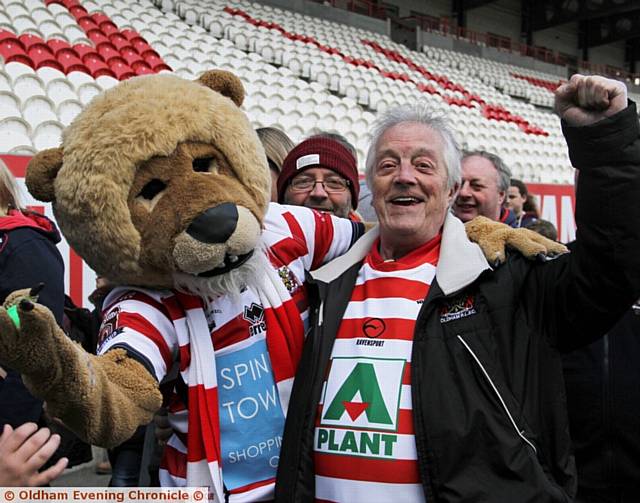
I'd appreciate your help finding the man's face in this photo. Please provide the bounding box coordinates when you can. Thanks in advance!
[506,186,526,216]
[283,167,352,218]
[371,122,455,249]
[453,155,505,222]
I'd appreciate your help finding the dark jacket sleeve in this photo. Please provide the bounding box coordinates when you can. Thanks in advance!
[0,229,65,325]
[0,229,65,426]
[526,102,640,351]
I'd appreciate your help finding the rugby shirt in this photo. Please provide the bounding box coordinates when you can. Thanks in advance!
[314,234,441,502]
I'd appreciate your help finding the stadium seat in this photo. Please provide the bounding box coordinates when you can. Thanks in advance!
[32,119,64,150]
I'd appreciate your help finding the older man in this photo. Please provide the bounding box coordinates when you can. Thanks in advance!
[277,134,360,219]
[453,149,516,225]
[276,75,640,502]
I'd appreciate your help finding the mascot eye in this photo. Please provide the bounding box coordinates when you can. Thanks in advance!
[193,157,216,173]
[138,179,167,200]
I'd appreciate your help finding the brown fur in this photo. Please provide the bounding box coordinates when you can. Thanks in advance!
[465,216,568,263]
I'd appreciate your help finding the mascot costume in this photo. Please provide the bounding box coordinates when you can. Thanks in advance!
[0,70,564,500]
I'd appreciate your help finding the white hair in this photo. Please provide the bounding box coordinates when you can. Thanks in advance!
[172,241,271,300]
[365,103,461,191]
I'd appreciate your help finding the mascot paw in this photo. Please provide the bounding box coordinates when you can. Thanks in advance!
[0,287,66,382]
[465,216,568,265]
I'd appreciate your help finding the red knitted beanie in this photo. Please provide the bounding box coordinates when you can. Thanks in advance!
[277,137,359,208]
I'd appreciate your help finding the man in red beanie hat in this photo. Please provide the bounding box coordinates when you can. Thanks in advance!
[277,134,360,219]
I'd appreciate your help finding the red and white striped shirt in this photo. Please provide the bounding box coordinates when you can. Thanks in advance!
[97,204,361,501]
[314,234,441,502]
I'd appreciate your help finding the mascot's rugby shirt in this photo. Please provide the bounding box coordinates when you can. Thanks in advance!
[97,203,363,500]
[314,234,440,502]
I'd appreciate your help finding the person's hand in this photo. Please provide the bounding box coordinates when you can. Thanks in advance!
[0,423,68,486]
[153,407,172,446]
[554,74,627,126]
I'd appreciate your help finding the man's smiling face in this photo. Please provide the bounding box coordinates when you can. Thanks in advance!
[371,122,455,257]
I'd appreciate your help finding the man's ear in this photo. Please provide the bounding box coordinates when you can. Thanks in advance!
[448,181,460,206]
[197,70,245,107]
[498,189,506,206]
[26,147,63,202]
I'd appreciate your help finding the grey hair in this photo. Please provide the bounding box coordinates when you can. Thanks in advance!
[462,150,511,192]
[364,103,461,191]
[0,158,22,214]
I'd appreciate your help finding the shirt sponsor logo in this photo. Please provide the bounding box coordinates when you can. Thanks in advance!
[217,338,284,490]
[439,294,476,323]
[317,357,405,458]
[243,302,266,336]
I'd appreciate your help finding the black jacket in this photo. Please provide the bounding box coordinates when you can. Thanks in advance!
[276,105,640,502]
[0,209,65,427]
[563,307,640,496]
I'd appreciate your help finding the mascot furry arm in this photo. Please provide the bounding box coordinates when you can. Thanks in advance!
[0,69,565,449]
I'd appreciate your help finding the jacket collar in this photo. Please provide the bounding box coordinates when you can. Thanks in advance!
[310,212,490,295]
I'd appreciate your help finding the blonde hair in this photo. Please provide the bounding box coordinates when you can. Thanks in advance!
[256,127,295,174]
[0,159,22,216]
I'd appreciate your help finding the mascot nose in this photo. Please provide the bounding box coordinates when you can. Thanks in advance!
[186,203,238,244]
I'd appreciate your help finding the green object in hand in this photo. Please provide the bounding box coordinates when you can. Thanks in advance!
[7,304,20,329]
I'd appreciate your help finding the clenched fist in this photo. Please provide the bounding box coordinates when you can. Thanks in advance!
[554,74,627,126]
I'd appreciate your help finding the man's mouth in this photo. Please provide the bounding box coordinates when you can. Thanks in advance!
[389,196,424,206]
[196,250,254,277]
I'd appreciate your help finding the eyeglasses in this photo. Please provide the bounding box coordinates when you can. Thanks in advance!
[289,176,349,193]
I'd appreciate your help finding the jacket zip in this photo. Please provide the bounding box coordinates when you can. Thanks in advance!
[457,334,537,454]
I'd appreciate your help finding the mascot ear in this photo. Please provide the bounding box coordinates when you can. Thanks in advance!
[197,70,245,107]
[26,147,63,202]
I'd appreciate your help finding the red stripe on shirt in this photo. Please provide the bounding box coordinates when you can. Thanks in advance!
[211,313,250,351]
[350,277,429,302]
[161,444,187,479]
[269,211,309,266]
[118,312,173,368]
[311,210,334,270]
[336,318,419,341]
[315,452,421,483]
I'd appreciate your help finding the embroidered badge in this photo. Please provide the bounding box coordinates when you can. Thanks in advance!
[277,265,299,294]
[97,307,122,351]
[439,294,477,323]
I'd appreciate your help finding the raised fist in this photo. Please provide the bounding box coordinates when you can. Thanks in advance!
[554,74,627,127]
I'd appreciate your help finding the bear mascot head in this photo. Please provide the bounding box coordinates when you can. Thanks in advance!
[27,70,271,296]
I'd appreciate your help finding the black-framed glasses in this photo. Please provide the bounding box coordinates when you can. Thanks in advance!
[289,176,349,193]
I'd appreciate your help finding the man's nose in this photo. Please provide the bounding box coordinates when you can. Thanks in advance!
[309,181,329,198]
[458,180,472,197]
[394,162,417,184]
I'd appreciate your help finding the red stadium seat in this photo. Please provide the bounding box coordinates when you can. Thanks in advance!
[28,46,64,72]
[84,55,114,78]
[58,51,88,74]
[99,21,119,37]
[109,61,135,80]
[75,44,102,61]
[46,38,72,56]
[109,33,129,51]
[18,34,45,51]
[77,16,99,32]
[86,29,109,46]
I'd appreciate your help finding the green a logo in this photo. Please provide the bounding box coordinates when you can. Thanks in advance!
[323,362,392,424]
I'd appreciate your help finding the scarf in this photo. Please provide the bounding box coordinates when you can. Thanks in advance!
[165,255,305,499]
